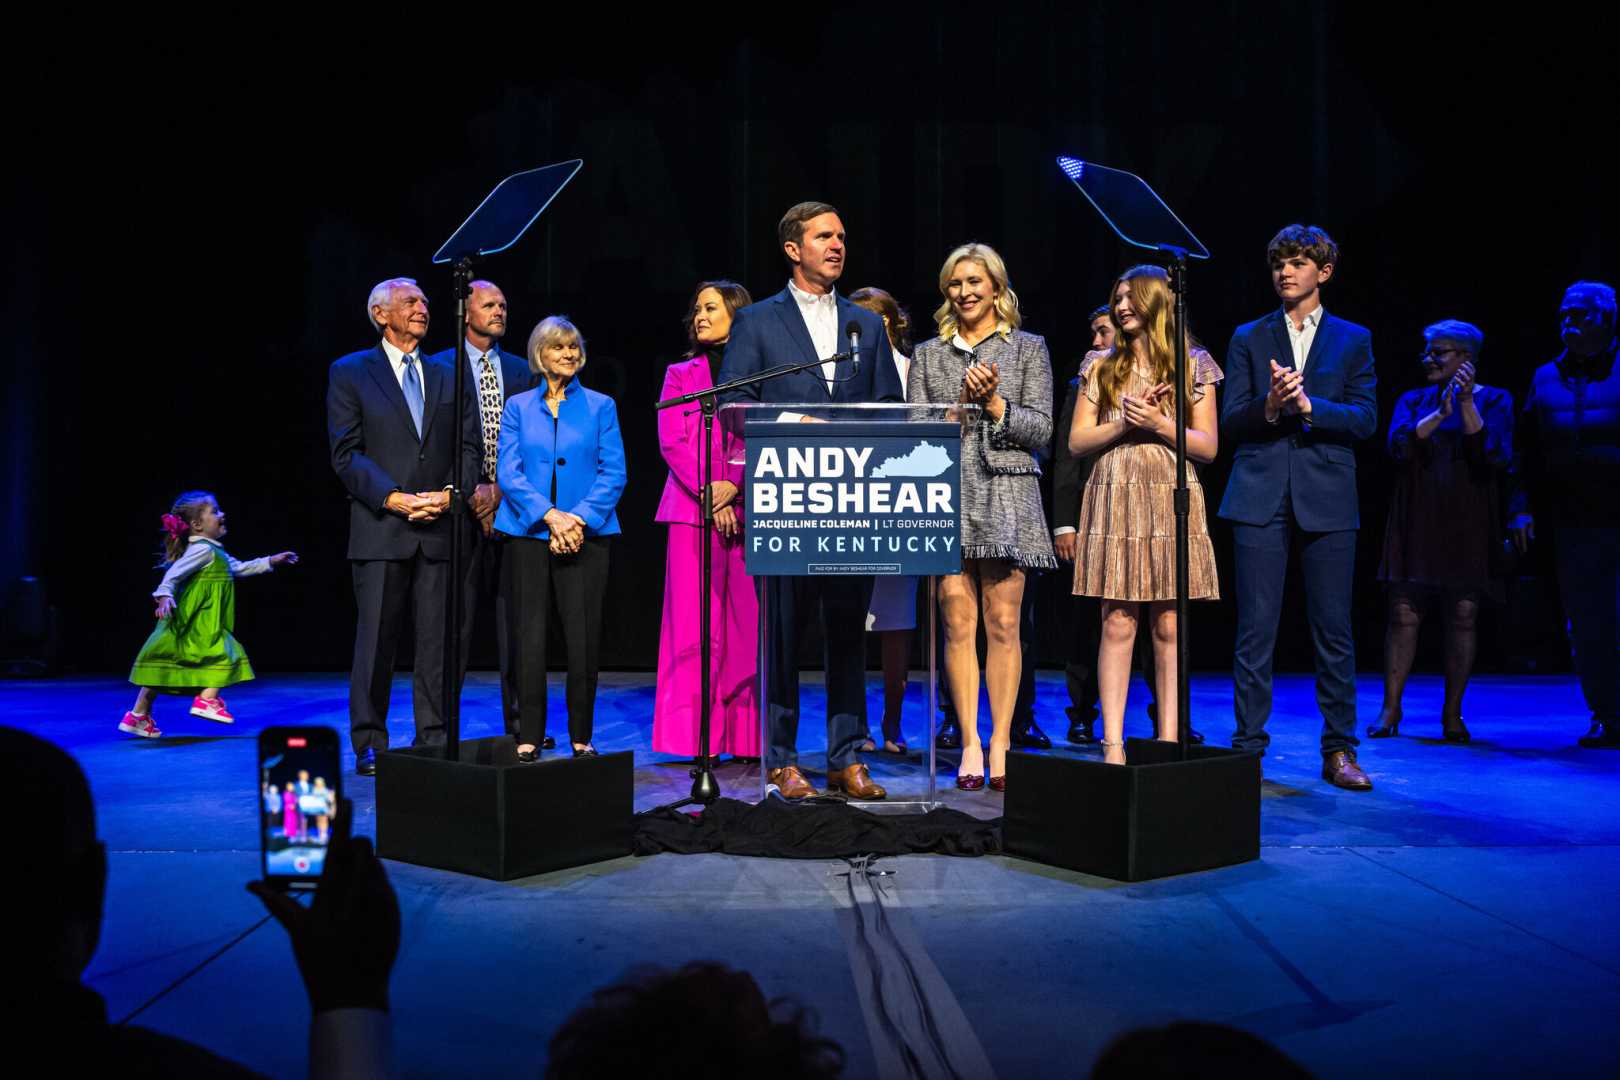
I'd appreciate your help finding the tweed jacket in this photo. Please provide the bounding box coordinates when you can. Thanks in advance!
[908,328,1054,475]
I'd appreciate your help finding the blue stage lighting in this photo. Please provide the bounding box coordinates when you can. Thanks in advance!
[1058,156,1085,179]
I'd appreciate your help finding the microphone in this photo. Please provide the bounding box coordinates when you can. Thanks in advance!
[844,320,861,376]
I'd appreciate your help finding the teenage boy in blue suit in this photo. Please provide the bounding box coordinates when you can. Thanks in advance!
[718,201,903,800]
[1218,226,1378,790]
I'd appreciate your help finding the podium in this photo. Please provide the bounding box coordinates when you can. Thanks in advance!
[720,402,978,812]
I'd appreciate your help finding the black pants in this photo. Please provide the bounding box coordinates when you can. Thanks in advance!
[461,525,519,735]
[504,535,610,747]
[1064,593,1101,716]
[766,575,871,770]
[349,551,448,753]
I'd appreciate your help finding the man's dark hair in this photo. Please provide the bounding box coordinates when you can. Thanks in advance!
[546,962,844,1079]
[1266,224,1339,273]
[1092,1022,1310,1079]
[778,201,840,253]
[1088,304,1111,322]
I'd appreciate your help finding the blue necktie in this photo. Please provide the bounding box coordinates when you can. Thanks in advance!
[401,354,424,438]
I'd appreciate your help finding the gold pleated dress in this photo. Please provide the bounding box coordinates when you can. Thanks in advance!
[1072,350,1222,602]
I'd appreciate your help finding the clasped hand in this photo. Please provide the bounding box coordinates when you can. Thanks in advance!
[707,480,740,538]
[960,360,1000,405]
[544,508,587,555]
[1121,382,1173,436]
[386,490,451,522]
[1267,360,1311,418]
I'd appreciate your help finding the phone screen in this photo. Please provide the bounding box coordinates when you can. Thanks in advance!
[259,726,342,889]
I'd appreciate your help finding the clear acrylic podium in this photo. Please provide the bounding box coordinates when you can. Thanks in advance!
[716,402,979,812]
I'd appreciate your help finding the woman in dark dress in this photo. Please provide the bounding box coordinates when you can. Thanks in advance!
[1370,320,1513,742]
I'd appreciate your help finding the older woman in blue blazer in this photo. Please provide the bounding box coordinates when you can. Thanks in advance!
[496,316,626,762]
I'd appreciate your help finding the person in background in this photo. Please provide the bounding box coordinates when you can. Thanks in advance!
[496,316,627,762]
[654,280,760,763]
[1068,266,1222,765]
[1217,225,1378,791]
[1508,281,1620,748]
[851,285,916,755]
[429,279,535,745]
[1371,320,1512,742]
[908,242,1055,792]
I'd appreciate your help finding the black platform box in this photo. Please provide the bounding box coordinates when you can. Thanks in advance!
[1002,738,1261,881]
[375,737,633,881]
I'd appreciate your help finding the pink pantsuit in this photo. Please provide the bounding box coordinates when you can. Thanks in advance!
[282,788,300,841]
[653,355,760,756]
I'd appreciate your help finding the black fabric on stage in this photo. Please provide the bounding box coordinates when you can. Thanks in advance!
[634,797,1002,859]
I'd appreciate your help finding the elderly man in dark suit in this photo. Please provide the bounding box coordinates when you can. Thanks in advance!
[329,277,481,775]
[427,280,536,746]
[718,201,904,800]
[1219,225,1377,791]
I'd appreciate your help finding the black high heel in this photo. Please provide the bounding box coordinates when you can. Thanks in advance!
[1442,716,1471,743]
[1366,715,1401,738]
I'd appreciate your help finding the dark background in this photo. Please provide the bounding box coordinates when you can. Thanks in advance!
[6,7,1614,679]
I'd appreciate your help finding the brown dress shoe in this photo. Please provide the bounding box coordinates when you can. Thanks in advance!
[1322,751,1373,791]
[768,765,817,800]
[826,762,887,800]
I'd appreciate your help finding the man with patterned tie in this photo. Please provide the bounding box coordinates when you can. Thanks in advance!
[428,280,535,744]
[328,277,481,775]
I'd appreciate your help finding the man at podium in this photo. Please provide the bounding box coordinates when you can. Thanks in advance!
[718,201,903,799]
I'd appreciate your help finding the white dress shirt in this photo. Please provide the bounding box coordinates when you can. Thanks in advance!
[379,338,423,389]
[1283,305,1324,374]
[787,279,840,392]
[465,339,505,401]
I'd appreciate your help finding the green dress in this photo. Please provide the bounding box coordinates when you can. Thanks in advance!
[129,540,258,690]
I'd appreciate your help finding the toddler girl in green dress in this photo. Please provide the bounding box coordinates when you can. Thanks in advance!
[120,491,298,737]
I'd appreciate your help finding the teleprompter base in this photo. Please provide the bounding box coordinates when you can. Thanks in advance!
[375,736,633,881]
[1002,738,1261,881]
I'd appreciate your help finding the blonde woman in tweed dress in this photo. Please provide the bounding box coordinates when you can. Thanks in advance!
[909,243,1055,791]
[1068,265,1222,765]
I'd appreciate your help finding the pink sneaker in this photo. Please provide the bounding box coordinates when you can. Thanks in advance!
[118,711,162,738]
[190,696,235,723]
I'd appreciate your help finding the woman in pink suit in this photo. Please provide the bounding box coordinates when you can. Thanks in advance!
[654,281,760,760]
[281,786,301,843]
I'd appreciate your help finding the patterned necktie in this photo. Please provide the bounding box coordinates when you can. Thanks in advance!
[478,354,501,481]
[401,354,425,438]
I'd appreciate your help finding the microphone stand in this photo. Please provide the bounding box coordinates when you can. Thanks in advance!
[645,350,856,812]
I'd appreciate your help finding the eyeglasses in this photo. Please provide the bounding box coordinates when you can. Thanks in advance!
[1418,347,1466,361]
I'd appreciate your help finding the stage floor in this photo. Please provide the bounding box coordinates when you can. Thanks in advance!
[8,671,1618,1077]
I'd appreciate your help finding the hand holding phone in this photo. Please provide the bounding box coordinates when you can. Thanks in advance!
[258,726,342,889]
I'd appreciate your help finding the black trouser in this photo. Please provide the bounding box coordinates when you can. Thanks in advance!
[766,575,872,770]
[461,524,519,735]
[504,535,610,747]
[349,551,449,753]
[1065,593,1101,716]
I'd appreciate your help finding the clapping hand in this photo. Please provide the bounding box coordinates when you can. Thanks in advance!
[248,798,400,1014]
[270,552,299,568]
[1267,359,1309,417]
[1121,383,1172,435]
[960,360,1001,405]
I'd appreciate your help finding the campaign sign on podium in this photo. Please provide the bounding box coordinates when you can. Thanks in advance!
[721,403,976,811]
[743,418,963,577]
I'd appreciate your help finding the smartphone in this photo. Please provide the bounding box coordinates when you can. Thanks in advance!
[258,726,342,890]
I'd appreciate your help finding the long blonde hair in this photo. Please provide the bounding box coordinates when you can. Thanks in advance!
[1094,265,1200,416]
[932,242,1022,341]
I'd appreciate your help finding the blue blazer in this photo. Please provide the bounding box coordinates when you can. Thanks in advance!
[327,344,481,560]
[1217,310,1377,532]
[494,376,626,540]
[717,287,904,405]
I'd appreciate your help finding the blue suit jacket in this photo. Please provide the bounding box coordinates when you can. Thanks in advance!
[717,287,904,406]
[494,376,626,540]
[327,344,481,560]
[1217,310,1377,531]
